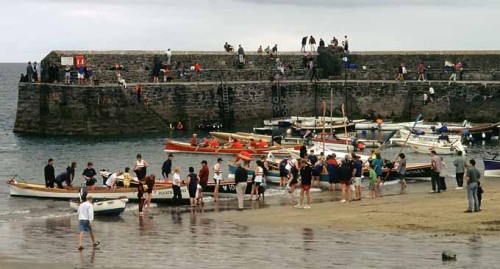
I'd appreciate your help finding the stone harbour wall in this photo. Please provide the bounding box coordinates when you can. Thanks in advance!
[14,80,500,135]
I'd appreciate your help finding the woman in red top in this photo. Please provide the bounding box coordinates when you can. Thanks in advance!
[190,134,198,146]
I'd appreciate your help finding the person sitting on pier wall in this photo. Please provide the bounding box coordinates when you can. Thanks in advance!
[224,42,234,52]
[117,73,127,89]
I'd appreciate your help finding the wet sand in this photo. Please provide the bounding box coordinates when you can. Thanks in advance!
[214,177,500,236]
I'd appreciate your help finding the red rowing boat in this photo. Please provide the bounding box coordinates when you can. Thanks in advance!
[164,140,298,155]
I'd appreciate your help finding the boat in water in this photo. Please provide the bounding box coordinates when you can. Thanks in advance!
[70,197,128,216]
[164,139,297,155]
[7,178,189,203]
[405,140,465,155]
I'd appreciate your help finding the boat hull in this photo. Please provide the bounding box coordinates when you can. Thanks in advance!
[484,158,500,177]
[70,198,128,216]
[165,140,296,155]
[8,181,189,203]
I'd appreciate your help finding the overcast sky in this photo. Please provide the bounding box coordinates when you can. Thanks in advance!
[0,0,498,62]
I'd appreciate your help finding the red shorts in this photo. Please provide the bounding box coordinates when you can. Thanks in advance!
[340,180,351,185]
[302,184,311,191]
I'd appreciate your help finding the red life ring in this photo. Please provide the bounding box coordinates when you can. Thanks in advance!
[177,122,184,130]
[75,55,85,67]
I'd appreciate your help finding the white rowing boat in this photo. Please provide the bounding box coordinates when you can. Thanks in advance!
[70,197,128,216]
[405,140,465,155]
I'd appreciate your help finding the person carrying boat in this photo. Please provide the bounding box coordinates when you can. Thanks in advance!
[82,162,97,191]
[190,134,198,147]
[55,162,77,189]
[77,196,100,251]
[213,158,223,202]
[133,154,149,181]
[44,158,55,188]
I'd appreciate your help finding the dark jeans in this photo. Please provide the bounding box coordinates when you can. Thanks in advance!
[138,198,145,213]
[456,173,464,187]
[431,171,440,191]
[172,185,182,206]
[56,180,64,189]
[438,176,447,191]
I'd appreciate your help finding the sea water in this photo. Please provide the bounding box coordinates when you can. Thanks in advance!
[0,63,499,268]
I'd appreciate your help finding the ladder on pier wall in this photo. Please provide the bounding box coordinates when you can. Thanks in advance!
[221,83,230,120]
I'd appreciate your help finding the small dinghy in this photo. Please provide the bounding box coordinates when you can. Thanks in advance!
[70,197,128,216]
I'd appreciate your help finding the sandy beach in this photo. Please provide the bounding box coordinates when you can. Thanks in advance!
[213,177,500,236]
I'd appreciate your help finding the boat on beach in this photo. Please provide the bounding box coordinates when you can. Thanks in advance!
[7,178,189,203]
[483,155,500,177]
[70,197,128,216]
[227,163,432,188]
[164,139,297,155]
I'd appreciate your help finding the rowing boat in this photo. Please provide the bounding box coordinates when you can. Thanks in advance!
[70,197,128,216]
[164,139,297,155]
[405,140,465,155]
[7,178,189,203]
[484,156,500,177]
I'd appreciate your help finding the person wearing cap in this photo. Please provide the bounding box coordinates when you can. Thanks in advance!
[198,160,209,205]
[213,158,223,202]
[234,162,248,210]
[162,154,174,180]
[190,134,198,147]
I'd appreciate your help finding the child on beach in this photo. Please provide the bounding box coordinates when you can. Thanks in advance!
[369,164,377,199]
[478,181,484,210]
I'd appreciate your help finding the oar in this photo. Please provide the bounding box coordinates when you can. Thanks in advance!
[322,100,327,154]
[373,130,398,155]
[383,113,422,182]
[341,103,350,153]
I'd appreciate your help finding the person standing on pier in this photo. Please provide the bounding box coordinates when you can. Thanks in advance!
[238,45,245,64]
[26,62,34,83]
[44,158,55,188]
[77,196,100,251]
[166,48,172,65]
[309,35,316,52]
[343,35,349,52]
[417,62,426,81]
[301,36,308,52]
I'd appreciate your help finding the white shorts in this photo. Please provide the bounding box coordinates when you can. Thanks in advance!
[78,73,84,79]
[353,177,362,187]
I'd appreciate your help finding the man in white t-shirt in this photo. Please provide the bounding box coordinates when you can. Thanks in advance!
[77,196,100,250]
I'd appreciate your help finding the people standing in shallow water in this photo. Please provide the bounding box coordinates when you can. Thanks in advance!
[295,159,312,209]
[77,196,100,251]
[162,153,174,181]
[172,167,182,206]
[144,174,155,211]
[186,167,200,207]
[397,153,407,190]
[134,154,148,181]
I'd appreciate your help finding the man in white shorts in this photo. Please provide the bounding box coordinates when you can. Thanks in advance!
[213,158,223,202]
